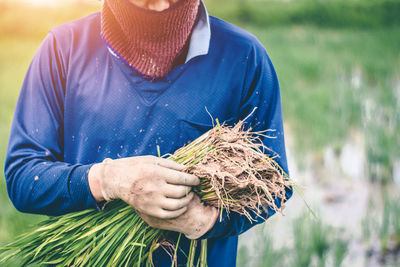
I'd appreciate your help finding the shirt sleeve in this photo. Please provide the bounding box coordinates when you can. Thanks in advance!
[200,41,293,240]
[4,32,98,216]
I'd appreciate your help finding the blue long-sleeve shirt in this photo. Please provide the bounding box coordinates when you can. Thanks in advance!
[4,11,292,267]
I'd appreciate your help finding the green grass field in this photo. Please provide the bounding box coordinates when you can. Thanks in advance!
[0,0,399,265]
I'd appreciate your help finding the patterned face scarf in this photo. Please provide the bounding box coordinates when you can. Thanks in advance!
[101,0,200,79]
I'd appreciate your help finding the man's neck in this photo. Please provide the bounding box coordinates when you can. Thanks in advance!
[127,0,180,11]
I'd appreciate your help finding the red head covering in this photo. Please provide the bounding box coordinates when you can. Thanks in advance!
[101,0,200,79]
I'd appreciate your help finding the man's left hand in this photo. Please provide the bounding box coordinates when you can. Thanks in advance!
[138,194,218,239]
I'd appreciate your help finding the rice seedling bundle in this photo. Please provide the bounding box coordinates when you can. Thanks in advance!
[0,120,292,266]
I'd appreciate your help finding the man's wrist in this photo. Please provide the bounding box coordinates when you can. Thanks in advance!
[185,206,219,240]
[88,163,105,202]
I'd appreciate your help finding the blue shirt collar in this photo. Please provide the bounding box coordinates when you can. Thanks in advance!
[185,1,211,63]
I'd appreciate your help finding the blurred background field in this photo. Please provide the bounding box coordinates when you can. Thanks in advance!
[0,0,399,266]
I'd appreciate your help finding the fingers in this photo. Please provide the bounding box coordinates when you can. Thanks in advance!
[145,156,185,171]
[164,184,192,198]
[157,206,187,219]
[137,203,188,220]
[159,168,200,186]
[161,192,194,211]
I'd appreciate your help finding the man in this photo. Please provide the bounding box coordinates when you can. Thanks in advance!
[4,0,292,266]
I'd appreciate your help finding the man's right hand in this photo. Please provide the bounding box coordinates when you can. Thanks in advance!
[88,156,199,219]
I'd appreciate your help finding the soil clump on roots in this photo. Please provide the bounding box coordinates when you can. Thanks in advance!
[172,121,292,221]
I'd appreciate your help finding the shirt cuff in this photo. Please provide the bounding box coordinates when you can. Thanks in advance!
[198,210,231,240]
[198,203,280,240]
[68,164,100,210]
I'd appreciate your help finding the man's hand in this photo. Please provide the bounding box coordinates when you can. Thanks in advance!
[138,195,218,239]
[88,156,200,219]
